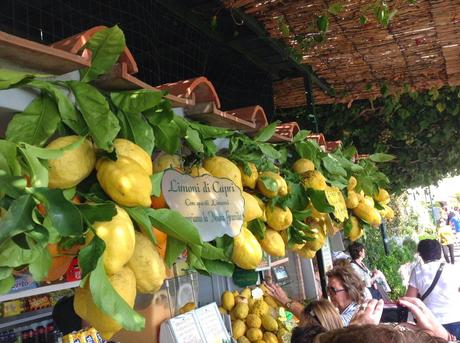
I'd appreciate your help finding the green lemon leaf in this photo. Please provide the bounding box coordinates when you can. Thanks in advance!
[26,226,50,246]
[307,189,334,213]
[78,203,117,224]
[232,267,258,287]
[0,275,14,295]
[147,208,203,246]
[295,140,320,162]
[343,218,353,237]
[68,81,120,151]
[20,136,85,160]
[203,139,218,157]
[124,207,157,245]
[111,89,164,113]
[6,95,60,146]
[214,235,234,258]
[117,111,155,155]
[152,122,180,154]
[253,121,279,142]
[187,251,208,275]
[0,69,44,89]
[188,121,232,139]
[144,99,174,126]
[78,235,106,279]
[29,246,52,281]
[369,153,396,163]
[258,143,281,160]
[247,218,266,240]
[31,188,84,236]
[151,172,164,197]
[0,194,36,245]
[292,208,313,222]
[293,130,311,143]
[28,80,87,135]
[19,145,48,187]
[80,26,126,83]
[359,15,368,25]
[164,237,186,267]
[185,127,204,153]
[202,259,234,277]
[284,182,309,211]
[0,172,27,198]
[89,256,145,331]
[322,155,347,177]
[0,239,39,267]
[198,243,227,261]
[0,267,12,280]
[0,140,21,176]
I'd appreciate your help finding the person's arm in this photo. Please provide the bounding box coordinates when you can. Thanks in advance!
[405,285,418,297]
[263,281,304,319]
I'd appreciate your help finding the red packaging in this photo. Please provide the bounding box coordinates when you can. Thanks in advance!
[65,258,81,282]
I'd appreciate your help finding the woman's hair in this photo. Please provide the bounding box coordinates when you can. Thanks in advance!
[333,258,351,267]
[291,325,326,343]
[302,299,343,331]
[305,324,448,343]
[417,239,442,262]
[326,265,365,304]
[348,242,364,260]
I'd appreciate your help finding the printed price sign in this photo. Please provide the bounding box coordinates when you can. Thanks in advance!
[324,186,348,222]
[162,169,244,242]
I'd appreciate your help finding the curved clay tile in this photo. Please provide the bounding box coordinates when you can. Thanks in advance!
[271,122,300,142]
[227,105,268,129]
[50,26,138,74]
[308,133,326,146]
[326,140,342,152]
[156,77,221,109]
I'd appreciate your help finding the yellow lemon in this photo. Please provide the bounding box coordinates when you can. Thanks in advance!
[346,191,360,209]
[241,288,252,299]
[127,232,166,293]
[87,206,135,275]
[353,202,382,227]
[266,206,292,231]
[222,291,235,311]
[243,192,264,222]
[204,156,243,190]
[257,171,288,197]
[246,314,262,328]
[297,247,317,259]
[263,332,278,343]
[74,266,136,340]
[347,216,363,241]
[153,153,181,172]
[374,188,390,204]
[292,158,315,174]
[347,176,357,191]
[96,156,152,207]
[259,229,285,257]
[252,195,267,221]
[261,315,278,332]
[178,302,196,314]
[239,162,258,189]
[233,302,250,320]
[246,328,263,342]
[303,222,326,252]
[232,227,263,270]
[113,138,152,175]
[232,320,247,340]
[250,300,269,316]
[363,196,375,208]
[47,136,96,189]
[279,230,304,252]
[188,165,210,177]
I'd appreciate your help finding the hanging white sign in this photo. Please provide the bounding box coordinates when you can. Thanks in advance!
[161,169,244,242]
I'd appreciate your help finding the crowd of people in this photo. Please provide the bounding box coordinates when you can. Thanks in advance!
[263,208,460,343]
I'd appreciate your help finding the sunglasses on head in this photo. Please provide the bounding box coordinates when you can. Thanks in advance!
[327,286,346,295]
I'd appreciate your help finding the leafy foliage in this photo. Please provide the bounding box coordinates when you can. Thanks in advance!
[280,86,460,192]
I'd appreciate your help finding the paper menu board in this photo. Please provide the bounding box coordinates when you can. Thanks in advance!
[168,312,204,343]
[194,303,230,343]
[159,302,231,343]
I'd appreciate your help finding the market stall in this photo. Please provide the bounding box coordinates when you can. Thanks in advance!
[0,26,395,343]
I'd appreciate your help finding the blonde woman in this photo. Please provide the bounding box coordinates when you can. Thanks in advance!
[302,299,343,331]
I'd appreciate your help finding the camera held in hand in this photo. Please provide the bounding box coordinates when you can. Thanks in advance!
[380,303,409,323]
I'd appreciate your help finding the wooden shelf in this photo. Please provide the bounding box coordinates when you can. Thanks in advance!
[0,308,53,329]
[0,281,80,303]
[270,257,289,267]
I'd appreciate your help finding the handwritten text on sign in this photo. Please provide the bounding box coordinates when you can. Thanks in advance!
[162,169,244,242]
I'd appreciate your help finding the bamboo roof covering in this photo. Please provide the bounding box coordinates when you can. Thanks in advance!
[222,0,460,107]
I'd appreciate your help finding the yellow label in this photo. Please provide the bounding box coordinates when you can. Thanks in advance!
[324,186,348,222]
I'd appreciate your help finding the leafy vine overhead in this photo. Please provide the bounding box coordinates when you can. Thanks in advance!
[276,0,417,61]
[297,85,460,193]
